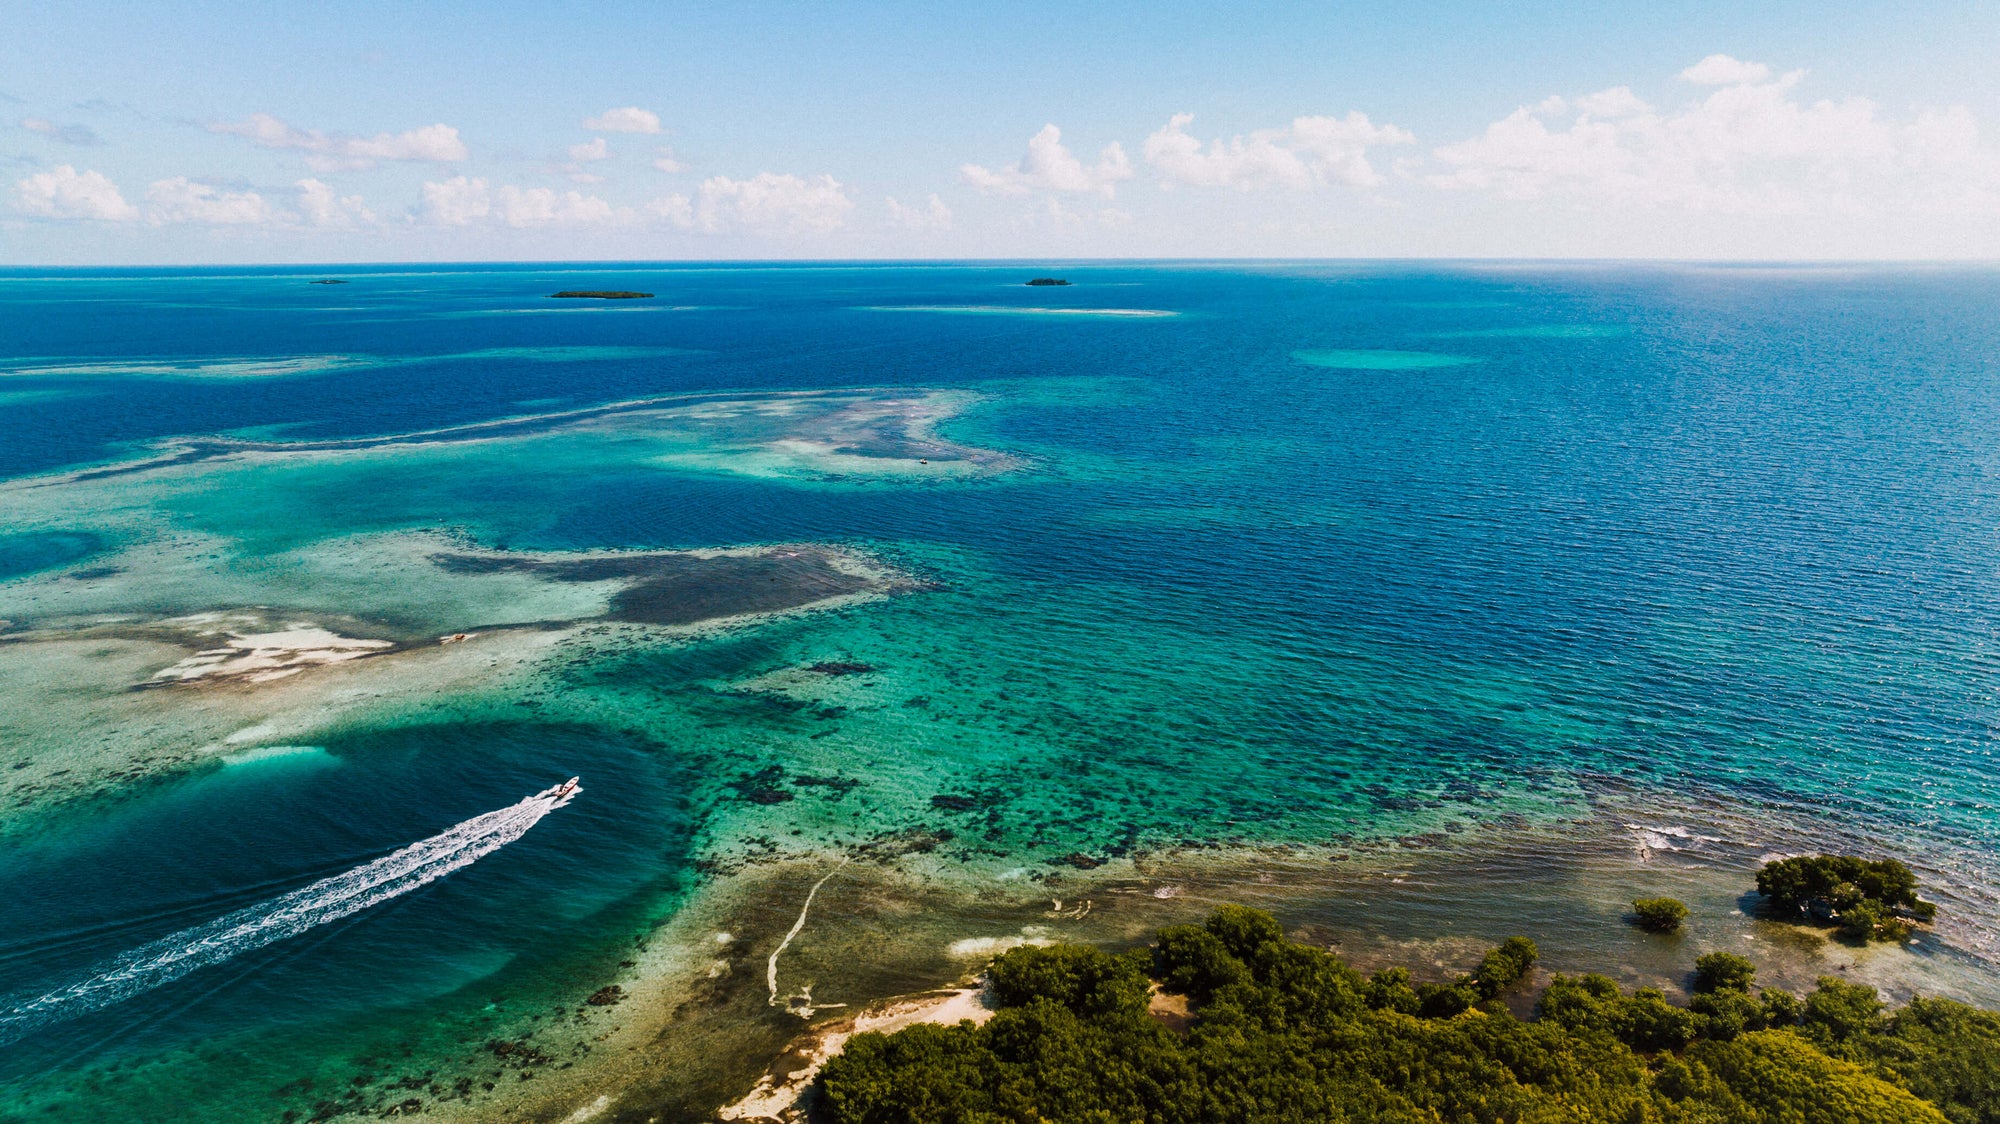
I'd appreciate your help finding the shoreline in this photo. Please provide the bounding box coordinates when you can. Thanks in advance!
[411,788,2000,1124]
[716,988,995,1122]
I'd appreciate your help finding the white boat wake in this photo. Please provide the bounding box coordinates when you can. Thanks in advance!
[0,778,580,1046]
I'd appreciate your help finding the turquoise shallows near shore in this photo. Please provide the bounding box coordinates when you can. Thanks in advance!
[1,262,1999,1122]
[1292,348,1484,369]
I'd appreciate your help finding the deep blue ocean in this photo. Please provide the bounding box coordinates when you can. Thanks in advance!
[1,262,1998,1120]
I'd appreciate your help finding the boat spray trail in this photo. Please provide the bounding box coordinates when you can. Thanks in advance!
[0,779,579,1045]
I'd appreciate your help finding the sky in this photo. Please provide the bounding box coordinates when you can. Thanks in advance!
[4,0,2000,263]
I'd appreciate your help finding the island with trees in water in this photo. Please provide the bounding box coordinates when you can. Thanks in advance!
[814,857,1993,1124]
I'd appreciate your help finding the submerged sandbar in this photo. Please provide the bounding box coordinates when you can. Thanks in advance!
[52,387,1016,485]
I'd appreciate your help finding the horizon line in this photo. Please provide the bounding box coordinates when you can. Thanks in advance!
[5,256,2000,272]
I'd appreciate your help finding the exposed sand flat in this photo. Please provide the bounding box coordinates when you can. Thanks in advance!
[0,530,627,636]
[717,987,996,1122]
[0,623,570,837]
[147,619,395,684]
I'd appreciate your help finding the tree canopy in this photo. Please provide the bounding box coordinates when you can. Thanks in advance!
[1756,855,1938,941]
[1633,897,1691,933]
[815,905,2000,1124]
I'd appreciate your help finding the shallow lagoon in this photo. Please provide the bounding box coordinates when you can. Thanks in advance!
[2,262,2000,1120]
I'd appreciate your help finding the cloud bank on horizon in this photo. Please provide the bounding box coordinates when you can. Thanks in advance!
[8,40,2000,261]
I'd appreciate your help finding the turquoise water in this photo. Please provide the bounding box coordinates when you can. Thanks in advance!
[2,263,2000,1118]
[1292,347,1483,368]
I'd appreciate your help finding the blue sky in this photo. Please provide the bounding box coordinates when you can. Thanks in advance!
[5,1,1999,262]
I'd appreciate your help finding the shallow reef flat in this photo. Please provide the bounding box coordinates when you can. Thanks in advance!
[0,355,376,381]
[0,390,984,836]
[0,535,913,832]
[48,386,1013,487]
[0,383,1006,832]
[0,345,699,383]
[432,544,905,627]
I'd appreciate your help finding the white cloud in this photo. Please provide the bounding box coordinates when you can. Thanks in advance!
[210,113,467,171]
[1429,57,2000,216]
[1572,87,1651,119]
[417,176,620,227]
[1031,197,1128,230]
[1042,197,1084,229]
[653,146,688,174]
[146,177,277,225]
[15,164,137,220]
[296,178,374,226]
[658,172,853,234]
[1681,54,1773,86]
[21,118,101,146]
[419,175,491,225]
[647,193,693,226]
[886,193,953,230]
[1144,112,1414,190]
[338,123,466,164]
[961,124,1132,198]
[495,185,617,227]
[583,107,661,134]
[553,137,610,182]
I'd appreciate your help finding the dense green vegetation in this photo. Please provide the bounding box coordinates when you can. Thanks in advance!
[817,906,2000,1124]
[1633,897,1690,933]
[1757,855,1938,941]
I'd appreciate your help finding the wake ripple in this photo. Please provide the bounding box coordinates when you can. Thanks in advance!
[0,780,579,1045]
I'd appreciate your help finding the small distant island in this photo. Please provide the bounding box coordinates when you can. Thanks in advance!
[309,279,348,285]
[550,290,654,299]
[1025,277,1070,286]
